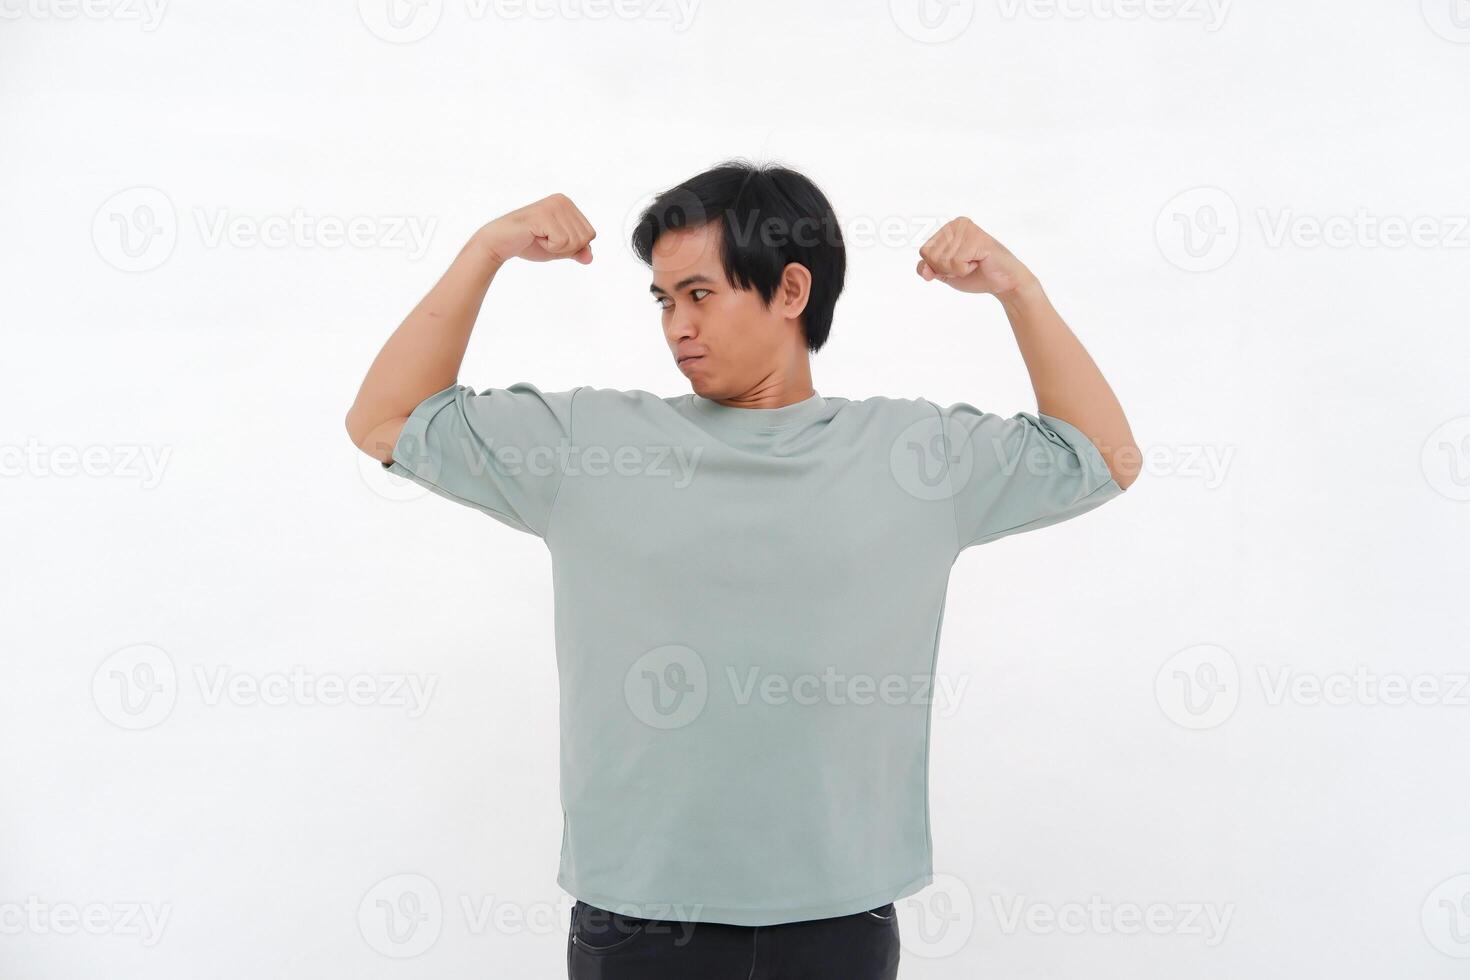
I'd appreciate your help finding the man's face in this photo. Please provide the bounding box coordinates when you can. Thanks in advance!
[649,222,798,399]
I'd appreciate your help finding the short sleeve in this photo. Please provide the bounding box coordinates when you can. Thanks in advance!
[384,382,580,538]
[933,400,1124,552]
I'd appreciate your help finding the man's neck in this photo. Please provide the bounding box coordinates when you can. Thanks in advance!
[709,361,816,409]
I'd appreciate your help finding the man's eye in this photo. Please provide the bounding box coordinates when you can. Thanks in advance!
[654,298,671,310]
[691,289,710,301]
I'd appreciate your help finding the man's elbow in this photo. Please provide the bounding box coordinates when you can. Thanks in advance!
[344,408,371,453]
[1109,444,1142,491]
[345,412,407,465]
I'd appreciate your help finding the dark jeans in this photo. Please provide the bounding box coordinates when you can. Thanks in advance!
[567,899,901,979]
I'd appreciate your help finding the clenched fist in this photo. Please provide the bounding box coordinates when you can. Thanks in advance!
[477,193,597,266]
[916,217,1037,297]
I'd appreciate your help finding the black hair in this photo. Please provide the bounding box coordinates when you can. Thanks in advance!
[630,159,846,353]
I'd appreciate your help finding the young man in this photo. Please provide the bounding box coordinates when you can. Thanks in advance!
[346,161,1138,979]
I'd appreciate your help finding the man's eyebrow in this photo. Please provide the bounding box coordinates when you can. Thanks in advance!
[649,274,715,296]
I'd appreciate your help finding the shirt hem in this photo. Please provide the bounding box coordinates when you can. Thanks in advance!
[556,870,934,927]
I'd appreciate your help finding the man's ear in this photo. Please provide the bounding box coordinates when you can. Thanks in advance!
[780,262,813,319]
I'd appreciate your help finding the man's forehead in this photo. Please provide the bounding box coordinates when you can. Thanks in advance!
[648,223,725,289]
[649,271,719,294]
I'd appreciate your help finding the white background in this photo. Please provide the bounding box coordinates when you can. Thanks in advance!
[3,1,1469,977]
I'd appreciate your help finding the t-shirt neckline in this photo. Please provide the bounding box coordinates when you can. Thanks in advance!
[687,390,827,430]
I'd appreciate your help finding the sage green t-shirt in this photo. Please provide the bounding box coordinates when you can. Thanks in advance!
[384,382,1123,927]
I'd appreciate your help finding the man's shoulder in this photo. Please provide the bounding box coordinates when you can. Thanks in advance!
[840,392,936,409]
[833,392,941,420]
[569,385,687,411]
[565,386,941,421]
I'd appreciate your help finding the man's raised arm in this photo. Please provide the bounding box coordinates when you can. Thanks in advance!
[345,193,597,463]
[916,216,1140,490]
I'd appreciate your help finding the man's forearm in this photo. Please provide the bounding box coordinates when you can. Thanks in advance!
[345,229,504,453]
[999,280,1140,490]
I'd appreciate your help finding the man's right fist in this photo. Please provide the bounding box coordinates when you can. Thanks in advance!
[476,193,596,265]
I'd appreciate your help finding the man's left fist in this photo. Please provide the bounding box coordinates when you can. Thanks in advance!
[916,217,1037,297]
